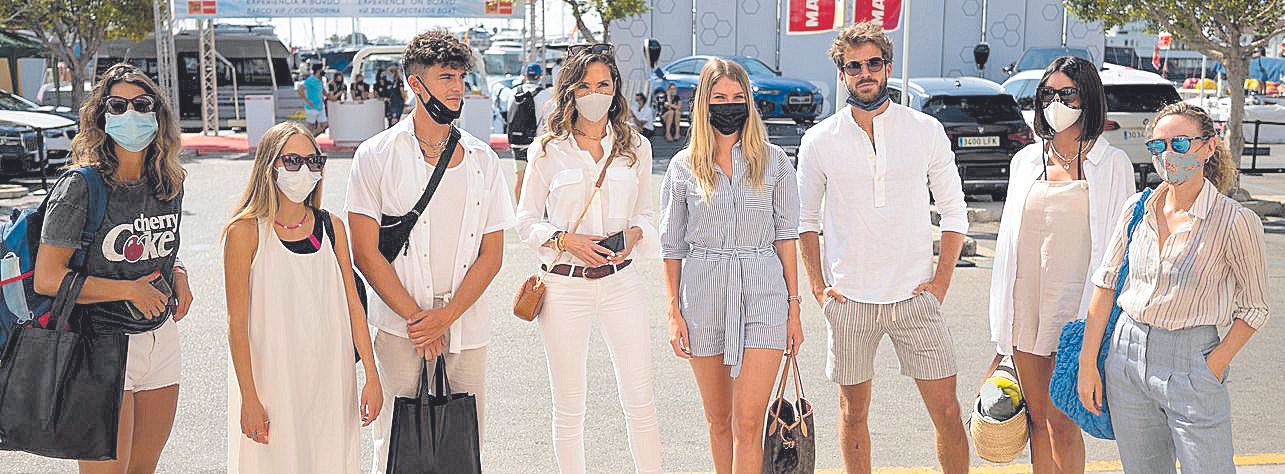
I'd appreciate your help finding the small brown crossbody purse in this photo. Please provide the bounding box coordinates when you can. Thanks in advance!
[512,152,618,321]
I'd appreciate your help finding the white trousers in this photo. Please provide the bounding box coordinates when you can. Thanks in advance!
[537,269,662,474]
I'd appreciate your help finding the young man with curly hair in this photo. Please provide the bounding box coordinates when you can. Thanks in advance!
[346,30,516,471]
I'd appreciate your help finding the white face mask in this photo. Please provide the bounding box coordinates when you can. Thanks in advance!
[275,168,322,203]
[1043,100,1083,134]
[575,92,613,123]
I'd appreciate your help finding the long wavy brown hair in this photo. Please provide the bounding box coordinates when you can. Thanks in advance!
[69,63,185,201]
[536,51,640,166]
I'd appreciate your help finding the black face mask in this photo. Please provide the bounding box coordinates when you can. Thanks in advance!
[411,75,461,125]
[708,102,749,135]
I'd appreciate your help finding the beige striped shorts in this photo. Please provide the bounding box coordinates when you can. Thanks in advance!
[823,292,958,385]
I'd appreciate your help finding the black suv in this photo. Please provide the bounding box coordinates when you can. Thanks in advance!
[888,78,1033,199]
[0,120,40,178]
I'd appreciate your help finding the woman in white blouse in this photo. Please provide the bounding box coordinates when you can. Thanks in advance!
[987,56,1134,472]
[515,46,662,474]
[1078,102,1268,473]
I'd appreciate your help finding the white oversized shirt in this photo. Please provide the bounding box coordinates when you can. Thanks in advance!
[988,139,1136,354]
[346,118,516,352]
[515,126,659,265]
[797,103,969,304]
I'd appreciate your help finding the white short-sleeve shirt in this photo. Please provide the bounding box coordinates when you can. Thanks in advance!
[346,118,516,352]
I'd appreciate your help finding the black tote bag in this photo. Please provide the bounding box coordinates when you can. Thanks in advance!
[385,355,481,474]
[0,272,128,460]
[762,353,815,474]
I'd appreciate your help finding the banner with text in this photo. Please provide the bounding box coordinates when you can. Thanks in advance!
[175,0,521,19]
[854,0,903,32]
[787,0,843,35]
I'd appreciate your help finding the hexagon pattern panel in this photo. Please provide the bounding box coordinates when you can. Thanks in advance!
[608,0,1104,114]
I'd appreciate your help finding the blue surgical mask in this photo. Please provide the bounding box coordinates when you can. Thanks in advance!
[104,110,158,152]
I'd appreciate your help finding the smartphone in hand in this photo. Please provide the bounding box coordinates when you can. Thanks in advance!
[128,273,174,320]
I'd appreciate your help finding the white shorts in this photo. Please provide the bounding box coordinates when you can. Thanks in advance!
[305,108,328,124]
[124,318,181,392]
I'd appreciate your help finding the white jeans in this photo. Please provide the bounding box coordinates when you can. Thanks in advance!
[370,330,487,474]
[538,269,661,474]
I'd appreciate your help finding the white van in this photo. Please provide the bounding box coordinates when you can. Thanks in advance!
[1001,64,1181,168]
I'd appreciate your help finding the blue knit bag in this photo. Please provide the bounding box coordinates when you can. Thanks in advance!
[1049,187,1151,440]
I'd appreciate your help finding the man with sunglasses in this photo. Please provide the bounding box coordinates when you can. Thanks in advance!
[346,30,515,472]
[797,22,970,473]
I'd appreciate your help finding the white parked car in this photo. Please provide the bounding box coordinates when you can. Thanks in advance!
[0,110,77,168]
[1001,64,1182,169]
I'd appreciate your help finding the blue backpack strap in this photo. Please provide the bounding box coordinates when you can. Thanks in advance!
[67,167,108,270]
[1097,187,1154,355]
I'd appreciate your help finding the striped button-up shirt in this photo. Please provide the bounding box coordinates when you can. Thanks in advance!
[1093,179,1270,330]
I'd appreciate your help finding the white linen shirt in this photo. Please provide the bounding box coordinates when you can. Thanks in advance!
[988,139,1136,354]
[515,126,659,265]
[346,118,516,352]
[797,103,968,304]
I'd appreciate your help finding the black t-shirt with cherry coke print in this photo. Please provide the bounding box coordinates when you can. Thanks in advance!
[41,171,183,334]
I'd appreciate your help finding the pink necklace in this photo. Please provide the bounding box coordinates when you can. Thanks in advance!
[274,212,308,230]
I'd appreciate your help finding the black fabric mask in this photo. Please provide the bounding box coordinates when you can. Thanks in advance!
[411,75,461,125]
[708,102,750,135]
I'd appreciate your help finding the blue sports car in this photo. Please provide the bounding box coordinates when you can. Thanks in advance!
[650,55,824,124]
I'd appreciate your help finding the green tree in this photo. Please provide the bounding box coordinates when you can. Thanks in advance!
[1067,0,1285,183]
[561,0,650,43]
[0,0,153,106]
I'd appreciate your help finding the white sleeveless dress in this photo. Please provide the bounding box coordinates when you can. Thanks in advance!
[228,216,359,473]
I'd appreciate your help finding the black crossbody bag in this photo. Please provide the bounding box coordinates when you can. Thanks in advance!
[378,126,461,262]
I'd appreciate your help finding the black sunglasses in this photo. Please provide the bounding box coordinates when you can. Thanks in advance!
[277,153,327,172]
[566,43,615,58]
[1145,135,1213,156]
[103,94,157,115]
[841,57,890,76]
[1037,86,1081,105]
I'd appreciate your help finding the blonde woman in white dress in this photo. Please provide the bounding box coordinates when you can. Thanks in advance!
[223,122,382,472]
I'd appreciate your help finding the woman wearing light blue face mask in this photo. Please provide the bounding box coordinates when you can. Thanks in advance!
[33,63,193,472]
[1076,102,1268,472]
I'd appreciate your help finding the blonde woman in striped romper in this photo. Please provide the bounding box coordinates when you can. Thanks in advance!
[1077,103,1269,473]
[660,59,803,472]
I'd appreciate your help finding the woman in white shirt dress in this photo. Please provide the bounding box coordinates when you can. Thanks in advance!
[515,45,662,474]
[987,56,1134,472]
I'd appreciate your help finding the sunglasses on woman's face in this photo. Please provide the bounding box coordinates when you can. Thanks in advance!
[566,43,615,58]
[277,153,327,172]
[1145,135,1213,156]
[841,57,889,76]
[103,95,158,115]
[1037,86,1080,105]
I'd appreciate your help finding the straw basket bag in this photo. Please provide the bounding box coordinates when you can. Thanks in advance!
[969,358,1030,463]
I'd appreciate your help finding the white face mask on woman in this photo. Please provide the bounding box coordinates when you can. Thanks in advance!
[276,168,322,203]
[1043,100,1083,134]
[575,92,613,123]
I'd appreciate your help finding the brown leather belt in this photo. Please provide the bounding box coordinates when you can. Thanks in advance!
[542,260,632,279]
